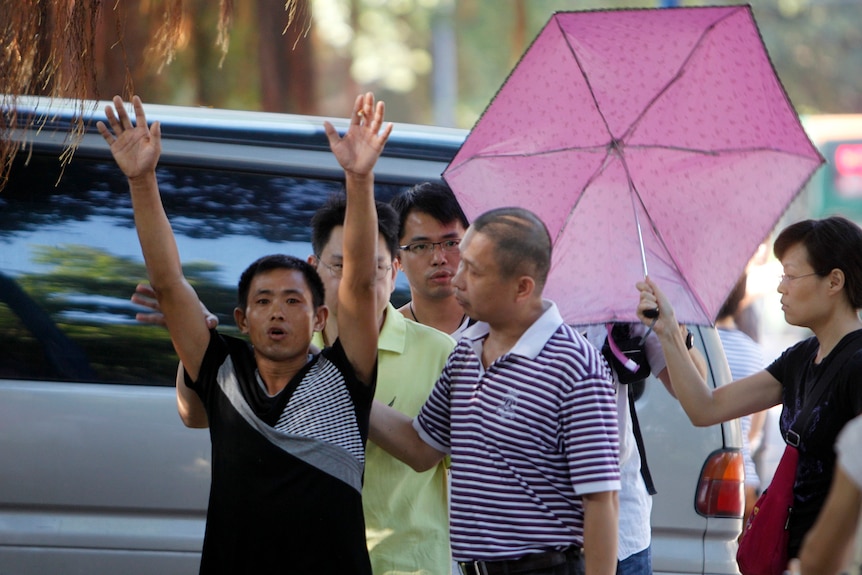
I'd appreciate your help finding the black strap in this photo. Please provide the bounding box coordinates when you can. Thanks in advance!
[600,323,657,495]
[788,330,862,444]
[628,385,657,495]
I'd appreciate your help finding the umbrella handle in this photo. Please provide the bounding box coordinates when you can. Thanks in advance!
[639,307,660,345]
[638,316,658,346]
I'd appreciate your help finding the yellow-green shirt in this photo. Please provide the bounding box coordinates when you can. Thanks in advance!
[313,303,455,574]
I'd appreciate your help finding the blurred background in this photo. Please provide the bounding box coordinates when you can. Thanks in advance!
[4,0,862,358]
[6,0,862,128]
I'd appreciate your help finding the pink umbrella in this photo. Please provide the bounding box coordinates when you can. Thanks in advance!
[443,6,823,326]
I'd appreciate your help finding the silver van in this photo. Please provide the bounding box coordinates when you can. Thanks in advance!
[0,97,743,574]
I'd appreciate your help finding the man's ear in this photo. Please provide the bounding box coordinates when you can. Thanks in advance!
[314,305,329,332]
[234,306,249,334]
[513,274,536,303]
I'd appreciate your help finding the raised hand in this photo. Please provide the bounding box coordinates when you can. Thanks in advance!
[96,95,161,181]
[323,92,393,179]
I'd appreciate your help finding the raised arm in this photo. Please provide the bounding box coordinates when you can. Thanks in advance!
[97,96,210,381]
[655,328,707,398]
[636,277,782,426]
[323,93,393,385]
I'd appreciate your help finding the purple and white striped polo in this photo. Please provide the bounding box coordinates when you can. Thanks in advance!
[415,301,620,562]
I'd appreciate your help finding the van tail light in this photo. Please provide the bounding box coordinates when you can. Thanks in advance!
[695,449,744,517]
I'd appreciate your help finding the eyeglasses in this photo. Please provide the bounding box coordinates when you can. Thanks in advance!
[316,258,392,280]
[779,272,819,284]
[399,239,461,256]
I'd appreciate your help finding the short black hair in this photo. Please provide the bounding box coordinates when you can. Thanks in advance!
[390,182,469,241]
[471,207,552,289]
[310,194,399,261]
[774,215,862,309]
[237,254,325,310]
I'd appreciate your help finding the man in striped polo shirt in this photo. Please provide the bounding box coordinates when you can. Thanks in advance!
[371,207,621,575]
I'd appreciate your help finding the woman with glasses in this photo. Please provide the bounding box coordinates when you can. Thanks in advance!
[635,215,862,566]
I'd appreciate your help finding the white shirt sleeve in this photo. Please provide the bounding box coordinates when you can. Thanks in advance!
[837,414,862,489]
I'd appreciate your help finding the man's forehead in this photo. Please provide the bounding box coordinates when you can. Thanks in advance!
[251,269,310,292]
[320,227,394,260]
[461,229,492,259]
[403,212,465,238]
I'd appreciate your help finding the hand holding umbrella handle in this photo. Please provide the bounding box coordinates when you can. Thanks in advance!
[636,280,662,344]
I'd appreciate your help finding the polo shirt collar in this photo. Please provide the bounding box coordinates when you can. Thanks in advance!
[311,303,402,354]
[377,302,406,354]
[461,300,564,360]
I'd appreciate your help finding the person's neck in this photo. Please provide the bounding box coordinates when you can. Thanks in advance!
[811,310,862,362]
[714,316,735,329]
[481,301,545,368]
[254,353,311,396]
[404,294,466,335]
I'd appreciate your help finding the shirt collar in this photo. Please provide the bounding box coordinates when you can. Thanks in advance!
[377,302,406,354]
[311,303,403,354]
[461,300,564,360]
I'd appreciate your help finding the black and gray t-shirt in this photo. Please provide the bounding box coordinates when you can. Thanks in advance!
[187,331,375,575]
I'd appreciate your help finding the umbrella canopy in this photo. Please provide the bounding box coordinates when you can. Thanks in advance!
[443,5,823,326]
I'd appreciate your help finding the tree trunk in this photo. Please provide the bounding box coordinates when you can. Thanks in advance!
[256,0,315,114]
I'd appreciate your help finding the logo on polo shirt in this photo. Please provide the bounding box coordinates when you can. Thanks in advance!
[497,390,520,419]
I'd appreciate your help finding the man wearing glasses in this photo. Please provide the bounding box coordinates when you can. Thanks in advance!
[309,194,457,575]
[391,182,472,339]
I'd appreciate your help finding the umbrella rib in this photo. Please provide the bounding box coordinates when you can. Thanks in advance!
[619,6,743,142]
[448,145,608,164]
[618,149,716,324]
[627,142,824,161]
[555,15,615,141]
[553,148,616,247]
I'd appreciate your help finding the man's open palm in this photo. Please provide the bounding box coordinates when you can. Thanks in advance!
[97,95,161,180]
[324,92,392,178]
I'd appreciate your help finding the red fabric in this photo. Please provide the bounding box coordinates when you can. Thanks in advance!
[737,444,799,575]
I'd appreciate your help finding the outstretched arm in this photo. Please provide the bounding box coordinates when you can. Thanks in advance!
[369,400,445,471]
[655,328,706,398]
[637,277,781,426]
[323,93,393,385]
[97,96,210,382]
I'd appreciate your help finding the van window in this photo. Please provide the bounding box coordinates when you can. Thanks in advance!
[0,154,408,386]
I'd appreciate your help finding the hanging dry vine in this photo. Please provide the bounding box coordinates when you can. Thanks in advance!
[0,0,300,193]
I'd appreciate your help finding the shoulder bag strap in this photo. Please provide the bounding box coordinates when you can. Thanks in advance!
[627,386,657,495]
[788,331,862,444]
